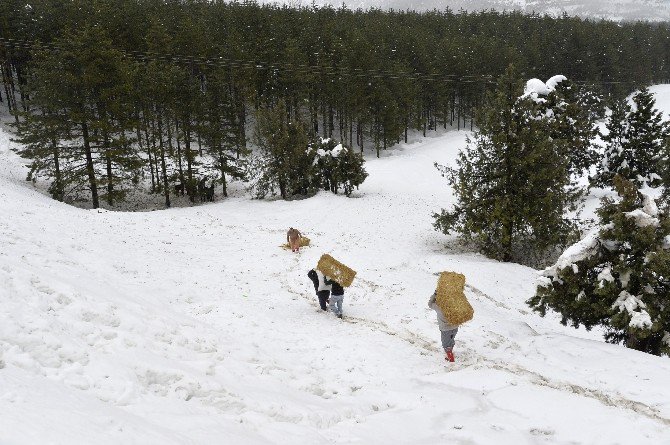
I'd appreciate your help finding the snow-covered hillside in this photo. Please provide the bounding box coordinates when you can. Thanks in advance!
[265,0,670,22]
[2,88,670,444]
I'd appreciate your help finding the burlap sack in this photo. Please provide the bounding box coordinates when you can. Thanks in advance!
[436,271,474,325]
[281,236,310,249]
[316,254,356,287]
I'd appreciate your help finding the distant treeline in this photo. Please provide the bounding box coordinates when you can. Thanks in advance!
[1,0,669,207]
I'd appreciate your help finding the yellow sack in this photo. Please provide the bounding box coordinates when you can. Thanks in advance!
[436,271,474,325]
[316,254,357,287]
[281,236,310,249]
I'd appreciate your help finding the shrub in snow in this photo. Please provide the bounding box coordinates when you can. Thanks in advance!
[310,138,367,196]
[434,65,581,264]
[593,88,670,189]
[529,176,670,356]
[250,102,366,199]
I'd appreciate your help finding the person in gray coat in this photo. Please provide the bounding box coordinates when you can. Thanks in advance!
[428,291,458,362]
[326,278,345,319]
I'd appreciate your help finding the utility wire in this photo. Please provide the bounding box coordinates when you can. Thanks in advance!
[0,37,652,86]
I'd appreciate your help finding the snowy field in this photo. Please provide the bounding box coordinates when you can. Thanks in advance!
[1,88,670,444]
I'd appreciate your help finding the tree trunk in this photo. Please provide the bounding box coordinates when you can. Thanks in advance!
[328,105,334,138]
[149,115,161,191]
[157,115,171,208]
[50,138,64,201]
[375,114,380,158]
[339,108,344,142]
[175,119,185,190]
[81,121,99,209]
[184,124,195,203]
[279,180,286,200]
[15,65,28,113]
[136,112,155,192]
[237,100,246,156]
[141,117,156,193]
[103,129,114,206]
[219,153,228,198]
[2,61,17,121]
[322,102,327,138]
[404,117,408,143]
[457,102,461,131]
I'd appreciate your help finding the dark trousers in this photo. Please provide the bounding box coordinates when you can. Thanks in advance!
[317,290,330,310]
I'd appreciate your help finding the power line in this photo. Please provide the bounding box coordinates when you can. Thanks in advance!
[0,37,660,85]
[0,36,651,86]
[0,37,495,84]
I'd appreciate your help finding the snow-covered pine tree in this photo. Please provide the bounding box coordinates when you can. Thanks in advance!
[311,137,368,196]
[335,147,368,196]
[541,79,600,176]
[433,66,581,263]
[529,175,670,356]
[594,88,670,188]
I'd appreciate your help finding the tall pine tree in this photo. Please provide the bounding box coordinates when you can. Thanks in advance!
[433,66,581,263]
[250,101,311,199]
[594,88,670,188]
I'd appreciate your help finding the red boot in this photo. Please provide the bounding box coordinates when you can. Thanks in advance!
[446,350,455,362]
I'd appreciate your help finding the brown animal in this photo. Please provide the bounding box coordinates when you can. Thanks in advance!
[174,183,185,196]
[287,227,302,252]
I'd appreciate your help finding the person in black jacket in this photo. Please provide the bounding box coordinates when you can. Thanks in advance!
[325,278,345,318]
[307,269,331,311]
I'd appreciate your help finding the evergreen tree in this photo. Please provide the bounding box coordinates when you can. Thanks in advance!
[594,89,670,188]
[250,101,311,199]
[334,146,368,196]
[9,1,670,207]
[199,67,247,198]
[11,51,72,202]
[311,137,367,195]
[529,176,670,356]
[12,106,70,202]
[13,26,138,208]
[542,79,600,176]
[433,66,581,263]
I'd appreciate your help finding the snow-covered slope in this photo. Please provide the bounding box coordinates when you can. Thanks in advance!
[264,0,670,22]
[2,89,670,444]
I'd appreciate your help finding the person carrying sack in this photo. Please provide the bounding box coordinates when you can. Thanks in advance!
[429,272,473,363]
[308,269,331,311]
[326,278,345,319]
[428,291,459,362]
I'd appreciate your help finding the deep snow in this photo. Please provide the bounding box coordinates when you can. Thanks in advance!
[1,88,670,444]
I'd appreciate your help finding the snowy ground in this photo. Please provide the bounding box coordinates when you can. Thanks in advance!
[2,89,670,444]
